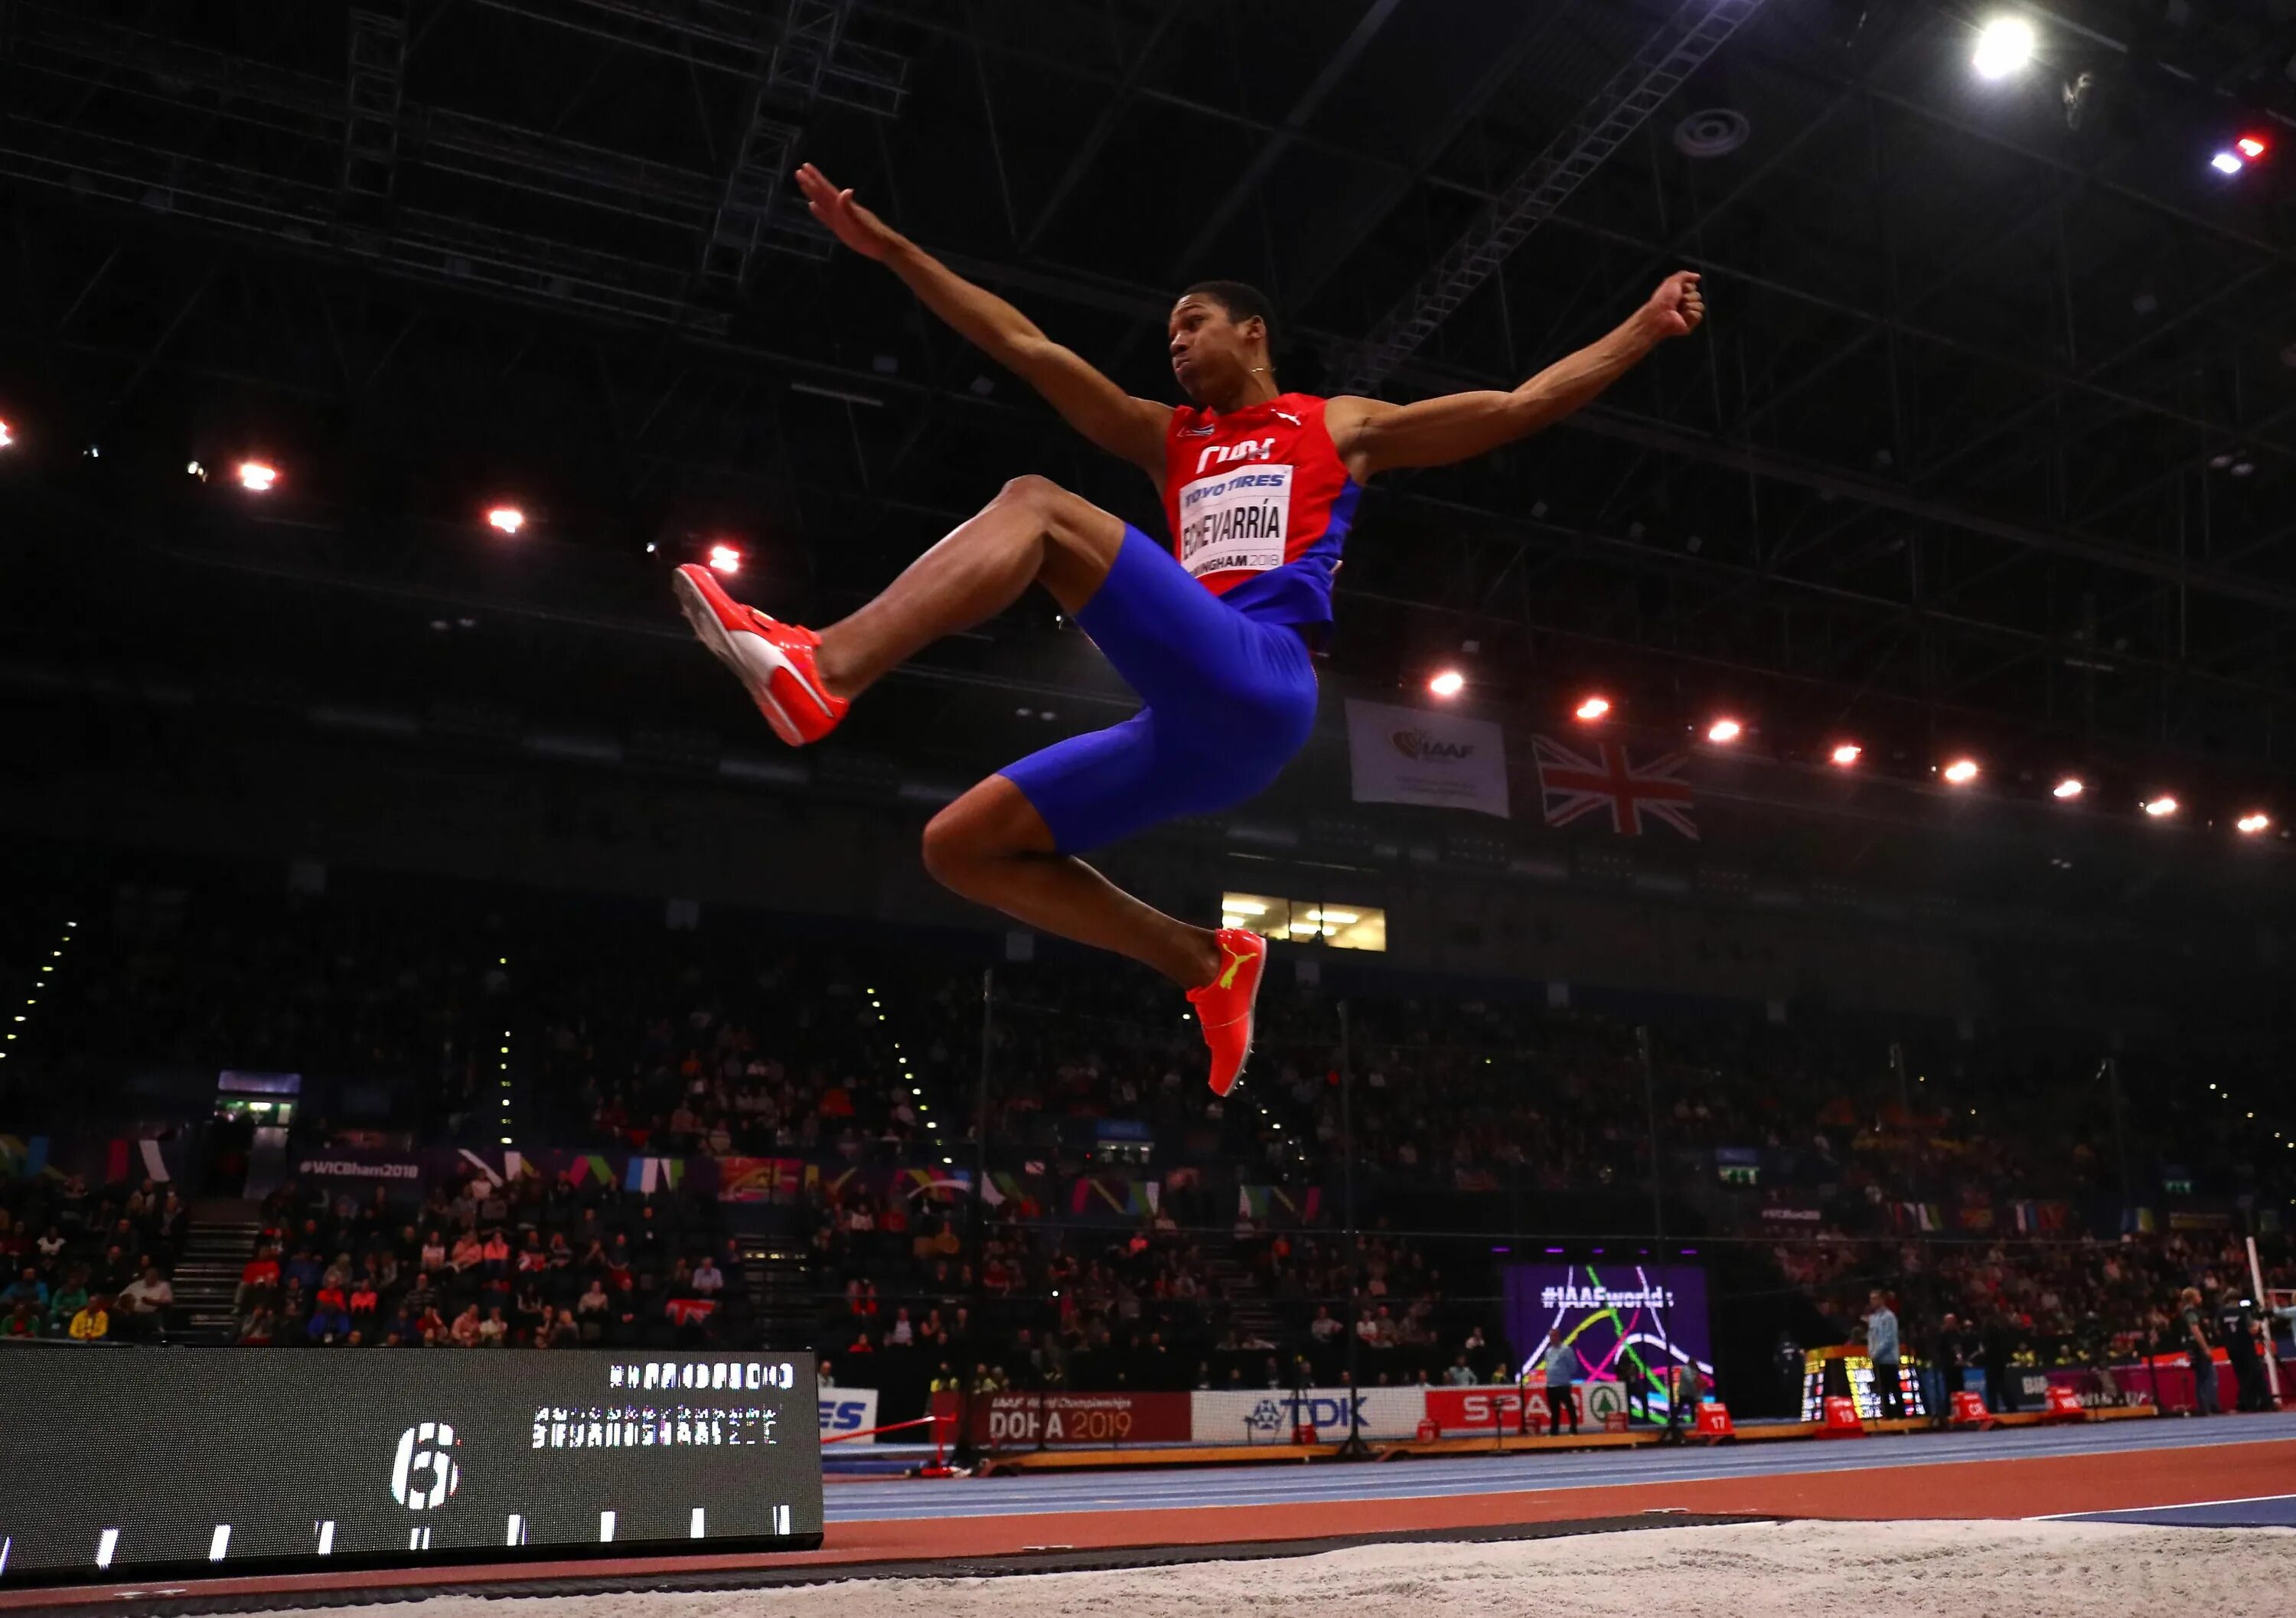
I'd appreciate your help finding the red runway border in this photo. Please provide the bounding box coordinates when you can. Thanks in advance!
[8,1438,2291,1611]
[817,1436,2296,1560]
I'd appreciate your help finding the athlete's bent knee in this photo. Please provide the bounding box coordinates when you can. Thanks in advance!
[921,805,994,895]
[996,472,1067,511]
[919,809,967,891]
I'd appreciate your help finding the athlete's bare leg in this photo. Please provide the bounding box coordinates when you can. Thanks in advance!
[811,474,1223,990]
[922,778,1221,990]
[814,475,1121,701]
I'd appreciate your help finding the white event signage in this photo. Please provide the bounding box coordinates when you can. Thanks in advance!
[1345,698,1510,818]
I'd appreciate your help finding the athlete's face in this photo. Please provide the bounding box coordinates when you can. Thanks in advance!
[1168,295,1265,404]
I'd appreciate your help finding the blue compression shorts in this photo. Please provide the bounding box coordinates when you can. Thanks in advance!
[1000,525,1320,855]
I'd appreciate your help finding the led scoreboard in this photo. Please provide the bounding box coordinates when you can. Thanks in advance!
[1799,1345,1928,1422]
[0,1349,823,1587]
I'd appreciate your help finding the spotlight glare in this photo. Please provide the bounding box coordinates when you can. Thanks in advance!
[236,460,279,493]
[1706,716,1743,744]
[2053,777,2084,800]
[2211,151,2245,176]
[1427,669,1466,698]
[1574,695,1611,722]
[1942,758,1980,785]
[1828,742,1862,767]
[2237,811,2271,835]
[2142,795,2178,818]
[0,419,14,449]
[2237,135,2269,160]
[487,504,527,535]
[1971,15,2035,80]
[708,543,742,575]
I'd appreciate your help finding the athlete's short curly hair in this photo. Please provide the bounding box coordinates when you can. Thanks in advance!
[1179,280,1276,347]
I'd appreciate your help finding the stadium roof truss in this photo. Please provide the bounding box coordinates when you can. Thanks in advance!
[4,0,2296,770]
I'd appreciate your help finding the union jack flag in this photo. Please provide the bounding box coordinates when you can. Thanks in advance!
[1531,736,1698,840]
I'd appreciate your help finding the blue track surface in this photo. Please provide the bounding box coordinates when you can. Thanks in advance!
[824,1412,2296,1522]
[2062,1492,2296,1528]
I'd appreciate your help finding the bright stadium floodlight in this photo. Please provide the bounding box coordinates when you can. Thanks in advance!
[1427,669,1466,699]
[1942,758,1980,785]
[487,505,526,535]
[708,543,742,575]
[0,419,15,450]
[1575,695,1611,722]
[2053,777,2085,800]
[1829,742,1862,767]
[2212,150,2246,176]
[1971,15,2035,80]
[2237,812,2271,835]
[2238,135,2269,161]
[236,460,279,493]
[1706,716,1743,744]
[2142,794,2178,818]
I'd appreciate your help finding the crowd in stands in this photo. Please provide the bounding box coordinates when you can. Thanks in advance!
[1779,1227,2294,1372]
[4,866,2292,1423]
[0,1175,181,1342]
[808,1212,1516,1425]
[526,939,940,1166]
[7,880,508,1137]
[228,1172,744,1351]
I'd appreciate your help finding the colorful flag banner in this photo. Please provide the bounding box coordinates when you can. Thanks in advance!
[1531,735,1697,838]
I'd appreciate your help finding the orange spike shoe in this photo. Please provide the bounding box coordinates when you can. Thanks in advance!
[672,563,849,746]
[1188,928,1268,1096]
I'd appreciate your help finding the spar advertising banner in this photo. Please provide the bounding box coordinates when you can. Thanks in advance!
[1189,1387,1429,1443]
[928,1391,1194,1447]
[1504,1261,1714,1421]
[1420,1383,1631,1433]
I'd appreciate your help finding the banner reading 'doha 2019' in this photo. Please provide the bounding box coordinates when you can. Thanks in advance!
[1345,699,1509,818]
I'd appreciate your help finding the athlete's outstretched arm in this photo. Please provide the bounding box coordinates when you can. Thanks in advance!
[796,164,1172,478]
[1328,272,1704,478]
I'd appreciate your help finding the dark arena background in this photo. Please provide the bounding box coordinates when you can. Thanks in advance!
[5,0,2296,1612]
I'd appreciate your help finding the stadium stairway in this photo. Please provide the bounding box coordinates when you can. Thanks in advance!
[1204,1249,1281,1341]
[734,1233,820,1352]
[174,1199,262,1343]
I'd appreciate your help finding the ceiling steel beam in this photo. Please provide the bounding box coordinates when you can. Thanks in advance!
[467,0,905,111]
[1277,3,1602,321]
[1019,0,1184,256]
[1335,0,1767,395]
[1167,0,1405,280]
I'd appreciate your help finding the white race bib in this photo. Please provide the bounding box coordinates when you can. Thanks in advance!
[1176,464,1292,579]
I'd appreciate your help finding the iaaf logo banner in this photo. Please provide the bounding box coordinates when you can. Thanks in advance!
[1389,729,1475,762]
[1345,699,1511,820]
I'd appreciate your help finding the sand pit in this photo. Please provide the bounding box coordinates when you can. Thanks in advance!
[270,1519,2296,1618]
